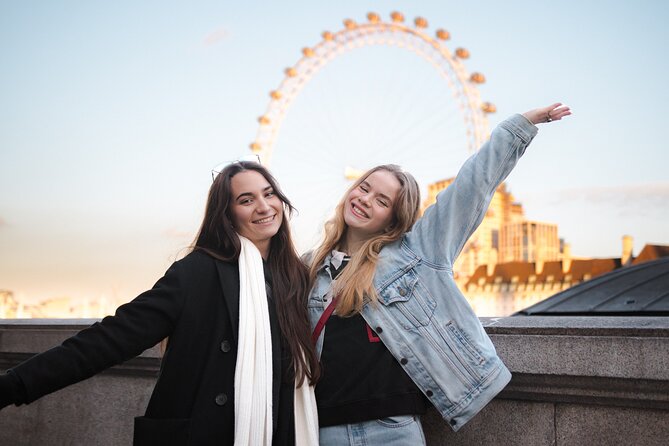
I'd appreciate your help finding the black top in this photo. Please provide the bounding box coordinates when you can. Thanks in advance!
[315,254,428,427]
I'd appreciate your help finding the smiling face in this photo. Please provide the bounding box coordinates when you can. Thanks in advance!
[343,169,401,247]
[229,170,284,258]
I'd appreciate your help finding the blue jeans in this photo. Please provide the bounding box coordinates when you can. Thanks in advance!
[319,415,426,446]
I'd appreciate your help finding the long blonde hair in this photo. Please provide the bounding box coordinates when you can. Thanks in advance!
[308,165,421,316]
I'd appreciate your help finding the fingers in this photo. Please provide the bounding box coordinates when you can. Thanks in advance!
[548,105,572,121]
[545,102,563,112]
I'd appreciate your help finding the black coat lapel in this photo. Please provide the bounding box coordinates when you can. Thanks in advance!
[215,260,240,343]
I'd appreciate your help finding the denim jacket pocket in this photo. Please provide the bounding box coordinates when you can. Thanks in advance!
[378,272,436,330]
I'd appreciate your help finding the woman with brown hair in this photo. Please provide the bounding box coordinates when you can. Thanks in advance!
[0,160,320,445]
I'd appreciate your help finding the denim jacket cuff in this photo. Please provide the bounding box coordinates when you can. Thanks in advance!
[501,114,538,144]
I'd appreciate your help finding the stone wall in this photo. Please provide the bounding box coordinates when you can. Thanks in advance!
[1,317,668,445]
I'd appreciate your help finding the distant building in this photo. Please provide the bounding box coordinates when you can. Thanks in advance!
[0,290,20,318]
[516,255,669,316]
[1,292,119,319]
[463,239,669,316]
[499,220,560,263]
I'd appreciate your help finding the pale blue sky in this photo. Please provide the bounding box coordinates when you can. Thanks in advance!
[1,1,668,303]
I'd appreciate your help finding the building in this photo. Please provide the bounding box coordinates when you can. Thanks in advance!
[463,239,669,316]
[0,290,20,318]
[516,255,669,316]
[499,220,560,263]
[1,292,120,319]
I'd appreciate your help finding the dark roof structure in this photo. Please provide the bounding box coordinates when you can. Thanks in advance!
[516,257,669,316]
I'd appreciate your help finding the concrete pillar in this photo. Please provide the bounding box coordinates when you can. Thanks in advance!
[622,235,634,266]
[535,246,544,275]
[486,249,498,276]
[562,243,572,274]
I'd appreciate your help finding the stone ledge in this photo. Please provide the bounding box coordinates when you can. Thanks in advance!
[482,315,669,336]
[1,316,668,446]
[501,372,669,410]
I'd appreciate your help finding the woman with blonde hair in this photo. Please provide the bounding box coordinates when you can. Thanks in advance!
[306,103,571,445]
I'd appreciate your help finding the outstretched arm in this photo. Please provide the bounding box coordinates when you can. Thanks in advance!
[407,103,571,267]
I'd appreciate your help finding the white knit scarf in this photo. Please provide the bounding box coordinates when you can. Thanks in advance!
[235,236,318,446]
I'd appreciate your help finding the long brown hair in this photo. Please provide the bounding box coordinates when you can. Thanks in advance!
[308,165,421,316]
[193,161,320,386]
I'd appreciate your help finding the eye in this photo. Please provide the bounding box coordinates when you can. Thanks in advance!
[265,190,275,198]
[377,199,389,208]
[360,184,369,193]
[239,198,253,205]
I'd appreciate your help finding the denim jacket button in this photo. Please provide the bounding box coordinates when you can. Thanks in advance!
[398,287,407,296]
[426,390,434,397]
[400,358,408,365]
[375,326,383,334]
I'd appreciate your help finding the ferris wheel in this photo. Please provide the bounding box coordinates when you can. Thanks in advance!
[251,11,495,167]
[249,11,497,250]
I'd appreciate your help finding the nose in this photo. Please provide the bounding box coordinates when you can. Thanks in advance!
[358,194,371,207]
[256,197,271,213]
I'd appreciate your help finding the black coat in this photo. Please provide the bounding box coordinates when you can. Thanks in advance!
[11,250,295,445]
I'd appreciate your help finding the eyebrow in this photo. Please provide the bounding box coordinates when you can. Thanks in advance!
[361,181,393,204]
[235,185,273,201]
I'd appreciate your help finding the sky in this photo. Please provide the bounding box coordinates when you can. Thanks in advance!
[1,0,668,305]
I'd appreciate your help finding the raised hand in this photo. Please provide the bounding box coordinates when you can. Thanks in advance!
[523,103,571,125]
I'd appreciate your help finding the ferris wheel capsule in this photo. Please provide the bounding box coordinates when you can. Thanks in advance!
[344,166,366,181]
[390,11,405,23]
[258,116,270,125]
[249,142,262,153]
[482,102,497,113]
[285,67,297,77]
[343,19,357,29]
[436,29,450,40]
[322,31,334,41]
[302,47,315,58]
[414,17,428,28]
[367,12,380,24]
[455,48,470,59]
[470,72,486,84]
[270,90,282,100]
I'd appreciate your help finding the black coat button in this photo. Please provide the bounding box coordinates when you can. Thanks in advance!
[450,419,457,426]
[426,390,434,397]
[400,358,408,365]
[375,326,383,334]
[220,340,231,353]
[215,393,228,406]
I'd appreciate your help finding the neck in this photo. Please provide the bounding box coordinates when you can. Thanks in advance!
[341,230,366,255]
[253,240,270,260]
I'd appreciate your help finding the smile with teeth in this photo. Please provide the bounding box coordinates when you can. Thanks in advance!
[351,202,369,219]
[253,215,276,224]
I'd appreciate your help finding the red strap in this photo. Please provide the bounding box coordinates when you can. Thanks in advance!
[366,324,381,343]
[312,296,338,344]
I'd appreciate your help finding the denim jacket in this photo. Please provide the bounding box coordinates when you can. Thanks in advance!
[307,114,538,431]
